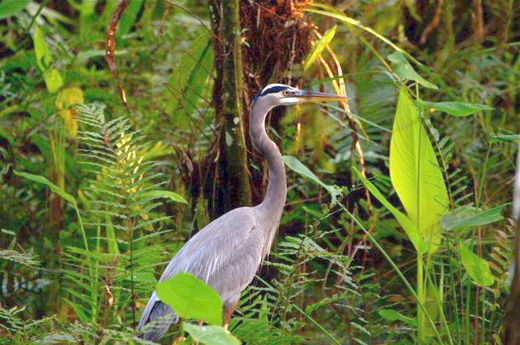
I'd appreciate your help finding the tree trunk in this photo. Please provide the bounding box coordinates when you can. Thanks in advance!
[503,143,520,345]
[208,0,252,218]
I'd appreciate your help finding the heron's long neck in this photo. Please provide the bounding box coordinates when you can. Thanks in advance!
[249,103,287,224]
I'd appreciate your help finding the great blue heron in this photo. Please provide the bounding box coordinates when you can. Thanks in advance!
[138,83,347,341]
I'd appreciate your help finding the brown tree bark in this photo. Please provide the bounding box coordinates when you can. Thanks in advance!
[208,0,252,218]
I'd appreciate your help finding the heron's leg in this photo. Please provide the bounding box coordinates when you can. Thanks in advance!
[222,300,238,331]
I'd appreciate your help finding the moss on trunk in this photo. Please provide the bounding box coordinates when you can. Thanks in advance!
[208,0,252,218]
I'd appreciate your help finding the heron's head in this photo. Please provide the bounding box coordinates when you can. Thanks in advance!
[252,83,347,108]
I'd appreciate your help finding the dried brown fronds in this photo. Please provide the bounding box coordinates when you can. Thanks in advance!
[240,0,315,94]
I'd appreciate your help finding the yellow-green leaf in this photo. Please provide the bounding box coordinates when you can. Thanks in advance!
[388,52,437,89]
[156,272,222,325]
[303,25,337,71]
[141,190,187,204]
[56,87,84,109]
[389,88,448,253]
[43,68,63,93]
[459,242,494,287]
[354,167,426,253]
[183,323,241,345]
[33,26,51,70]
[306,3,419,65]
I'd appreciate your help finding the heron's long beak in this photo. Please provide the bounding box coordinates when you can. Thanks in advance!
[297,90,348,102]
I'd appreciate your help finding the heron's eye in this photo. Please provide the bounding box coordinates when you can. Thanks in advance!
[282,90,289,96]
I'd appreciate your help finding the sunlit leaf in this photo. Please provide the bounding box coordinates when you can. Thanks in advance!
[303,25,337,71]
[354,167,426,253]
[43,68,63,93]
[56,87,84,109]
[183,323,241,345]
[379,309,417,327]
[57,88,84,137]
[156,272,222,325]
[441,205,505,230]
[33,26,51,70]
[283,155,343,203]
[417,100,493,116]
[389,88,448,253]
[459,242,494,287]
[141,190,188,204]
[388,52,437,89]
[0,0,30,19]
[306,4,419,64]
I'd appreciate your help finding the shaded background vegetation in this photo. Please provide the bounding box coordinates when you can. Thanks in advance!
[1,0,519,344]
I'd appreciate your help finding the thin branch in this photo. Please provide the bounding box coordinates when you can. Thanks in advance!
[419,0,444,45]
[105,0,130,111]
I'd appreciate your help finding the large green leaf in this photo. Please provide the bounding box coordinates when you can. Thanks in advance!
[33,26,63,93]
[354,168,426,253]
[156,272,222,325]
[441,205,504,230]
[283,155,343,203]
[389,88,448,253]
[183,323,241,345]
[417,100,493,116]
[14,170,76,205]
[0,0,30,19]
[459,242,494,287]
[303,25,337,71]
[388,52,438,89]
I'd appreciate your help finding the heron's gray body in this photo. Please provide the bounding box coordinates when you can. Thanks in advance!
[137,84,345,341]
[138,206,277,341]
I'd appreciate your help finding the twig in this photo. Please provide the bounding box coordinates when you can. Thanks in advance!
[419,0,444,45]
[105,0,130,111]
[157,3,171,36]
[472,0,484,45]
[314,31,371,211]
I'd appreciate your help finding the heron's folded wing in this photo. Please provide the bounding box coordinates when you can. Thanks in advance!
[158,207,264,302]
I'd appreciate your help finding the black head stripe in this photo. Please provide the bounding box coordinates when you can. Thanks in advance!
[260,85,288,96]
[252,92,260,104]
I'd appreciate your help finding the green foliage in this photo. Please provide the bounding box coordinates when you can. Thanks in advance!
[303,25,337,71]
[388,52,438,90]
[283,155,344,203]
[390,88,448,253]
[0,0,30,19]
[417,100,494,117]
[441,205,505,230]
[157,272,223,325]
[0,0,517,344]
[183,323,241,345]
[458,242,495,287]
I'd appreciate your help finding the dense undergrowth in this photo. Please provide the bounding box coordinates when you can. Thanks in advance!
[1,0,519,344]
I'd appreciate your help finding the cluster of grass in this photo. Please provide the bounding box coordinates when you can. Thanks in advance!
[1,0,519,344]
